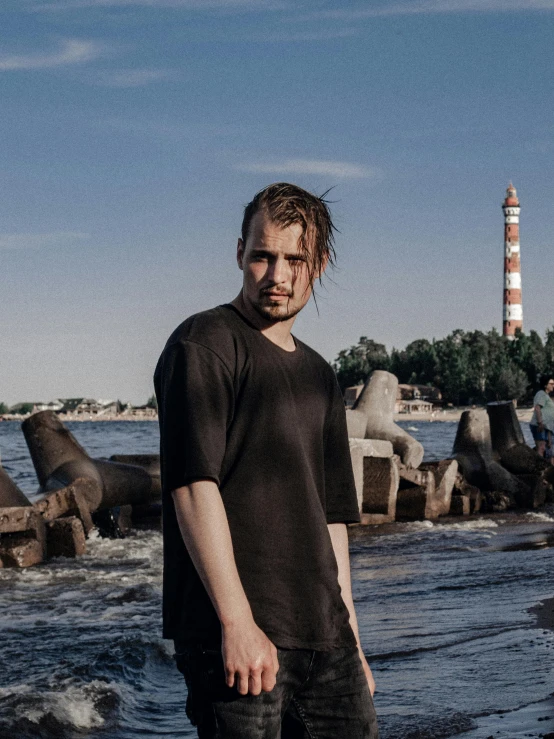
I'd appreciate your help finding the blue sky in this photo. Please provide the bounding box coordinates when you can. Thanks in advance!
[1,0,554,405]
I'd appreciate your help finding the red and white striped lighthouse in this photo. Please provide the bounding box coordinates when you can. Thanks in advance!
[502,183,522,339]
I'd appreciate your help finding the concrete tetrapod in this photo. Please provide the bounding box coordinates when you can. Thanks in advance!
[0,507,46,567]
[347,370,424,468]
[487,401,549,475]
[452,409,528,502]
[22,411,160,512]
[0,464,32,508]
[0,466,45,567]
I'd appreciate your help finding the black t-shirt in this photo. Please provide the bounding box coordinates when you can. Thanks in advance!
[154,304,360,650]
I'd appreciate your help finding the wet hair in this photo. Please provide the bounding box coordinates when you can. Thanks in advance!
[241,182,337,288]
[539,374,554,390]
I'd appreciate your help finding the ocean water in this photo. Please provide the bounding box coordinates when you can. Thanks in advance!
[0,419,553,739]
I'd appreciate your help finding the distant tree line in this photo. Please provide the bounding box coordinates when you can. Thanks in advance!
[333,328,554,405]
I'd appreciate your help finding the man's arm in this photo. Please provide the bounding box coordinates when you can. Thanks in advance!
[328,522,376,697]
[172,480,279,695]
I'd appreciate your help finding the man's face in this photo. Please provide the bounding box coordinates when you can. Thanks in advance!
[237,210,318,323]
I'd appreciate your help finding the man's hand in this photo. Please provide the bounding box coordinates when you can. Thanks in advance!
[222,618,279,696]
[172,481,279,697]
[359,650,376,697]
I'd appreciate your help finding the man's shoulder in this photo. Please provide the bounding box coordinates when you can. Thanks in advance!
[161,305,245,369]
[166,305,233,343]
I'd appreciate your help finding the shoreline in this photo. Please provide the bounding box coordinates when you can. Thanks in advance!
[0,414,158,422]
[0,407,536,424]
[393,407,534,424]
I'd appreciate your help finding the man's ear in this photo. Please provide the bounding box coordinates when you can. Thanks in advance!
[236,238,245,271]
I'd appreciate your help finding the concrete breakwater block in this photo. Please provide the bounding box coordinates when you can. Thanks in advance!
[0,507,46,567]
[420,459,458,516]
[453,409,527,502]
[514,475,549,509]
[0,465,32,508]
[449,494,470,516]
[33,478,95,534]
[22,411,160,512]
[396,484,439,521]
[109,454,160,479]
[396,467,445,521]
[46,516,86,558]
[487,401,549,476]
[347,370,424,468]
[349,439,396,522]
[360,457,399,524]
[452,475,482,514]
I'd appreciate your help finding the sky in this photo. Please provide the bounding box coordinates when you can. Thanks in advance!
[1,0,554,406]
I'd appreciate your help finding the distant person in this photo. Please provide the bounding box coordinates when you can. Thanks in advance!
[154,183,378,738]
[529,374,554,461]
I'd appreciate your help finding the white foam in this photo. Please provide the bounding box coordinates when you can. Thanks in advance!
[440,519,499,531]
[404,520,435,530]
[401,519,499,535]
[525,512,554,522]
[1,680,122,730]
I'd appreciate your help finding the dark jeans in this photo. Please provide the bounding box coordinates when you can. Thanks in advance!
[174,644,379,739]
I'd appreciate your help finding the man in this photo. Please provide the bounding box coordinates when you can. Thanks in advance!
[154,182,378,738]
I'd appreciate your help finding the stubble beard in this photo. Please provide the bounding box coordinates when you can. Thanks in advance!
[252,293,302,323]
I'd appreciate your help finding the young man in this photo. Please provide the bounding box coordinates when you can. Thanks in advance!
[154,183,378,738]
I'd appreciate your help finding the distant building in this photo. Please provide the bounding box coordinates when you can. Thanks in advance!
[344,383,441,412]
[120,404,157,418]
[73,399,120,416]
[59,398,85,413]
[33,400,64,413]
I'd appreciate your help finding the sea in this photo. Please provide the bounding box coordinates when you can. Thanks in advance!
[0,419,553,739]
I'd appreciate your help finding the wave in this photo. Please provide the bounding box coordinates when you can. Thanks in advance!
[0,679,122,736]
[524,511,554,522]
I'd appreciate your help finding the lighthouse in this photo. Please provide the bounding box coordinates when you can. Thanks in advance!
[502,183,522,339]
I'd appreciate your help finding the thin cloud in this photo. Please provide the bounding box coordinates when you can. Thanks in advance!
[305,0,554,19]
[237,159,377,180]
[0,232,90,250]
[31,0,286,10]
[0,39,102,71]
[256,28,359,42]
[95,69,175,87]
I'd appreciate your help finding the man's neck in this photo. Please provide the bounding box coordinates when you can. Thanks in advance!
[230,293,297,352]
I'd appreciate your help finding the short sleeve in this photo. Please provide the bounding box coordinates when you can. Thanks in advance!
[323,378,360,524]
[534,391,548,408]
[155,340,234,494]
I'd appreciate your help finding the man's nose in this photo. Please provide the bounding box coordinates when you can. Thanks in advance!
[268,257,290,284]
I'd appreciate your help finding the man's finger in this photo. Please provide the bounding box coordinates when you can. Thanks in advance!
[261,667,276,693]
[225,667,235,688]
[237,672,249,696]
[248,672,262,696]
[271,647,279,675]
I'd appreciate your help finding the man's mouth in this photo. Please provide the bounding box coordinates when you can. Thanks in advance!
[262,291,291,300]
